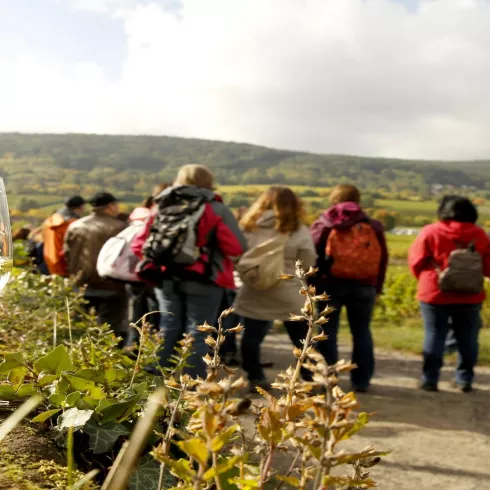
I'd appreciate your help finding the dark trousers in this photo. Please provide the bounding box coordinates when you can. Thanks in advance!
[85,290,129,341]
[319,283,377,390]
[125,283,160,347]
[420,302,481,386]
[219,289,240,357]
[241,318,329,382]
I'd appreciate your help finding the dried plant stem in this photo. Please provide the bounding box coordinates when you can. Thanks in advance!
[275,449,301,490]
[286,276,317,407]
[65,297,73,354]
[157,384,187,490]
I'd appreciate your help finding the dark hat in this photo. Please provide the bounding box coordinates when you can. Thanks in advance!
[65,195,86,209]
[89,192,118,208]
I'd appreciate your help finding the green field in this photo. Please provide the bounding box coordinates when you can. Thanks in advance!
[386,234,415,259]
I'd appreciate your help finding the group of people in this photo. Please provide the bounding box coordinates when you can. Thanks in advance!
[26,163,489,394]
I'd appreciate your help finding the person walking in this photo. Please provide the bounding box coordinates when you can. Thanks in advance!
[233,187,319,392]
[310,185,388,393]
[43,195,86,276]
[408,195,490,393]
[63,192,128,339]
[132,165,246,379]
[125,184,170,347]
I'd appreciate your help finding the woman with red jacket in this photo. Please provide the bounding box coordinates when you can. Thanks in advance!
[132,165,247,379]
[408,196,490,393]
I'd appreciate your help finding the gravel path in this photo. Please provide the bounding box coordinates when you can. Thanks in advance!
[241,331,490,490]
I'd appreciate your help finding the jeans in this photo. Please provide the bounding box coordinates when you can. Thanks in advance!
[85,290,129,341]
[125,283,160,347]
[319,283,377,390]
[154,280,223,379]
[420,302,481,386]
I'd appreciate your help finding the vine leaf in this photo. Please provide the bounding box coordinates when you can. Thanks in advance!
[59,407,94,430]
[83,419,131,454]
[129,454,177,490]
[33,345,75,375]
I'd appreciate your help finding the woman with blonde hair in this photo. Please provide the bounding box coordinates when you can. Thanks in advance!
[132,165,246,379]
[234,186,321,392]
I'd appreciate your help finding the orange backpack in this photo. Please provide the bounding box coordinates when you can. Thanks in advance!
[326,222,382,280]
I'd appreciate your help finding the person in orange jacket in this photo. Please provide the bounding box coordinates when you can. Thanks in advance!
[43,196,86,276]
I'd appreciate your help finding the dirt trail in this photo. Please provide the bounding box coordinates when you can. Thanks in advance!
[242,331,490,490]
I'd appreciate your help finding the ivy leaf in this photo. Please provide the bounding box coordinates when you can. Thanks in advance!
[98,395,141,423]
[83,419,131,454]
[59,407,94,430]
[129,455,178,490]
[48,393,66,407]
[64,391,82,407]
[33,345,75,375]
[15,384,37,398]
[0,385,16,400]
[7,366,28,384]
[37,372,58,387]
[32,409,62,423]
[0,353,24,374]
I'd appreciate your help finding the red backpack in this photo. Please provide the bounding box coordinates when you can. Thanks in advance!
[326,222,382,280]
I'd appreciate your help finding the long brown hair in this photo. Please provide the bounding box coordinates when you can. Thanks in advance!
[240,186,304,233]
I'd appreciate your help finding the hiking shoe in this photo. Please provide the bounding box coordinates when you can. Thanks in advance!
[454,382,473,393]
[420,382,438,392]
[249,379,271,394]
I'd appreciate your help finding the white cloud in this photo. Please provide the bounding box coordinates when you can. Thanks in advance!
[3,0,490,159]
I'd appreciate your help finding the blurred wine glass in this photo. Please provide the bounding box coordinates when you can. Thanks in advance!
[0,177,12,291]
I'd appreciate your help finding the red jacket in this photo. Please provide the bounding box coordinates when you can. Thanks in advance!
[132,186,246,290]
[408,220,490,304]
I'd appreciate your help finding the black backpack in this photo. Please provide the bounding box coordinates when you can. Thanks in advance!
[142,187,208,268]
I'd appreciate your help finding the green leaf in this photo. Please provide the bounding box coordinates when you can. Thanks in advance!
[83,419,131,454]
[77,396,99,411]
[33,345,75,375]
[59,408,94,430]
[229,479,260,488]
[64,391,82,407]
[7,366,28,384]
[275,475,300,487]
[98,395,141,423]
[37,372,58,387]
[203,455,243,479]
[129,455,178,490]
[156,456,195,482]
[341,412,370,441]
[32,409,62,423]
[210,424,239,452]
[0,353,24,374]
[95,398,114,413]
[15,384,36,398]
[63,374,106,400]
[0,385,16,400]
[48,393,66,407]
[176,438,209,466]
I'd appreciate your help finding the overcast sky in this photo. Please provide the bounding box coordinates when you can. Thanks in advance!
[1,0,490,160]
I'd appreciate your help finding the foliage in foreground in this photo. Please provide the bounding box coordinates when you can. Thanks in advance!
[0,268,386,489]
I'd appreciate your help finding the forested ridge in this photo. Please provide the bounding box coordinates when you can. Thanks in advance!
[1,132,489,198]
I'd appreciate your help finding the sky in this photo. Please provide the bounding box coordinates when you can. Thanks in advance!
[1,0,490,160]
